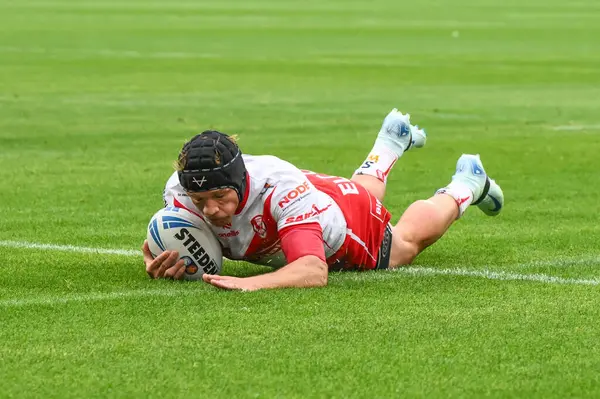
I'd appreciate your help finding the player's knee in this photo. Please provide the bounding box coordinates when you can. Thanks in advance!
[350,174,385,202]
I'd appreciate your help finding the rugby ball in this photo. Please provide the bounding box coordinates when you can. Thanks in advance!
[146,207,222,279]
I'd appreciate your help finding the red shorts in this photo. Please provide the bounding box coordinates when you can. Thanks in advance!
[305,172,393,271]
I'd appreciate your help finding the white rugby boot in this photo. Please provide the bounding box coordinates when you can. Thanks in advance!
[377,108,427,155]
[438,154,504,217]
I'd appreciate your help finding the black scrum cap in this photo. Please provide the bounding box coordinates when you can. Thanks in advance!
[177,130,247,202]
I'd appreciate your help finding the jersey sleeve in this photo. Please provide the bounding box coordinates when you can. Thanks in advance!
[270,178,332,231]
[269,174,334,262]
[279,223,326,263]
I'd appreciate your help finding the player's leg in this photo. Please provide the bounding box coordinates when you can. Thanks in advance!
[388,154,504,267]
[351,109,426,202]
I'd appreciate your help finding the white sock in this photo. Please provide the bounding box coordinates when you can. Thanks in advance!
[376,131,409,158]
[435,180,474,218]
[354,143,399,184]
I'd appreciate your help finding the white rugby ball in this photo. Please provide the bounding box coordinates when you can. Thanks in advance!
[146,207,222,280]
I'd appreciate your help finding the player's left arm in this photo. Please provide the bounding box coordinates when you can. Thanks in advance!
[203,180,329,291]
[203,223,328,291]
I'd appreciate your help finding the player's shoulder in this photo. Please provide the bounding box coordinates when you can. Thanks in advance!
[244,154,308,187]
[242,154,314,206]
[165,171,180,189]
[243,154,301,176]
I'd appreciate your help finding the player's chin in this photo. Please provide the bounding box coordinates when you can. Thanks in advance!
[209,217,230,227]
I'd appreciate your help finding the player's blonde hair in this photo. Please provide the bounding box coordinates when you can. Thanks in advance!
[173,134,239,171]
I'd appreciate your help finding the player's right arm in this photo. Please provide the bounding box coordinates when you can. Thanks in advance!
[143,172,189,279]
[142,240,186,279]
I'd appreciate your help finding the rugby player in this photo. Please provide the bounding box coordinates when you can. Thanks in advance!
[143,109,504,290]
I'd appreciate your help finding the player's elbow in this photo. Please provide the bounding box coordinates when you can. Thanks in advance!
[298,255,328,287]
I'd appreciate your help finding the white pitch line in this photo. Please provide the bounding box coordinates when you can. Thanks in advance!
[2,266,599,308]
[1,240,600,307]
[0,240,141,257]
[3,239,598,269]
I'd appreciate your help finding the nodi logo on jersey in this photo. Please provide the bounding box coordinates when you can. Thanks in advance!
[173,228,219,274]
[278,182,310,208]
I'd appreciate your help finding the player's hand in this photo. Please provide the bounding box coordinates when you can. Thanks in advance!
[202,274,259,291]
[142,240,187,280]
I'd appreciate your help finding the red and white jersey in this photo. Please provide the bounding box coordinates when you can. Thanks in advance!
[163,155,349,267]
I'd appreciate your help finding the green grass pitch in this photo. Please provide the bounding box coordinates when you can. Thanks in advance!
[1,0,600,397]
